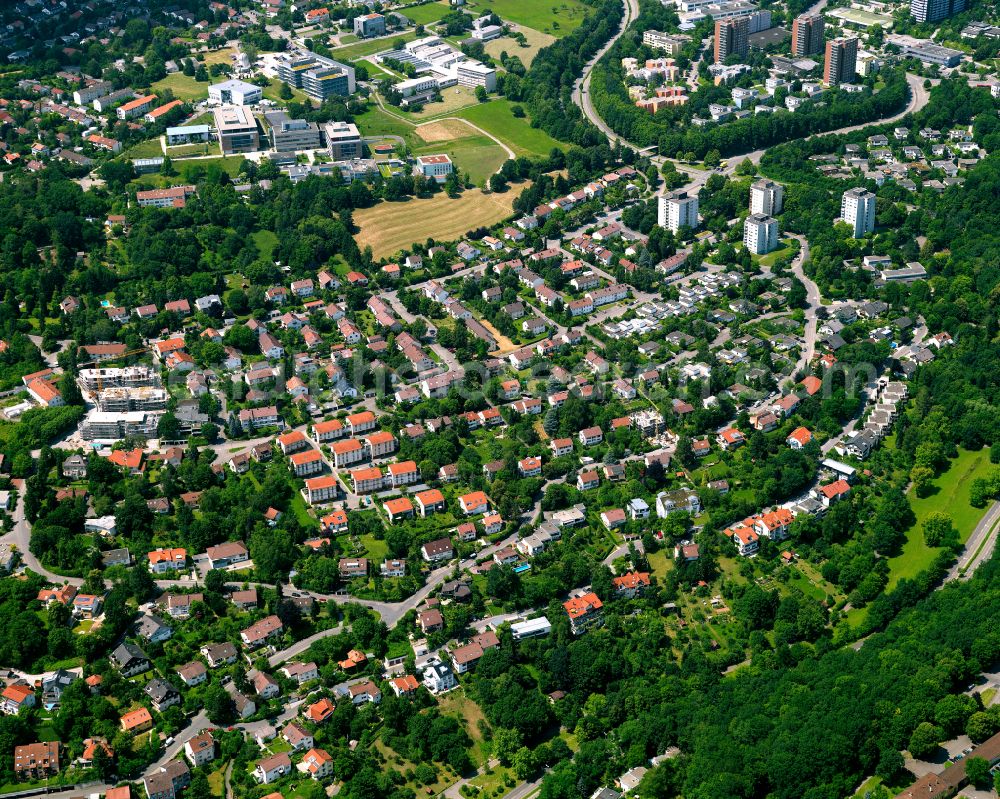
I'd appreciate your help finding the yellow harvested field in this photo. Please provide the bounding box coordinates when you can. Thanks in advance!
[414,119,470,143]
[353,190,521,259]
[485,27,557,68]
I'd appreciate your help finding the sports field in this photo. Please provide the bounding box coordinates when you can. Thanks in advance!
[353,189,521,258]
[459,0,590,36]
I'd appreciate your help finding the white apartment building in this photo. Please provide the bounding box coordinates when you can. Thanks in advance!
[749,179,784,215]
[658,190,699,233]
[840,187,876,237]
[743,214,778,255]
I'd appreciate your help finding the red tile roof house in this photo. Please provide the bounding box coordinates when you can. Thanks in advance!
[814,479,851,507]
[613,571,651,599]
[241,615,284,648]
[786,427,813,449]
[563,592,603,635]
[601,508,627,529]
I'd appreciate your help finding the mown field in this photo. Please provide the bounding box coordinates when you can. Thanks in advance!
[352,188,521,258]
[459,0,590,36]
[453,100,566,156]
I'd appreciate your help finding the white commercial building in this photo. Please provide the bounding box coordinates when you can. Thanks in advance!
[749,179,784,215]
[415,154,453,183]
[840,187,876,237]
[743,213,778,254]
[658,190,699,233]
[208,79,263,105]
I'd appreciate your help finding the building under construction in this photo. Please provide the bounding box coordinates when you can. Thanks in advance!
[79,366,160,395]
[95,386,169,413]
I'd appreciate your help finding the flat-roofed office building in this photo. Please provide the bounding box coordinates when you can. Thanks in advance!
[213,105,260,153]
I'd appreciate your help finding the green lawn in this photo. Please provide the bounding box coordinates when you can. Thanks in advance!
[333,32,418,60]
[414,133,507,184]
[152,72,210,102]
[360,534,389,562]
[124,138,166,159]
[453,100,568,156]
[252,230,279,258]
[460,0,590,36]
[132,156,246,187]
[756,239,798,267]
[886,447,993,591]
[289,492,318,529]
[399,1,451,25]
[166,141,218,157]
[261,80,310,105]
[355,106,416,140]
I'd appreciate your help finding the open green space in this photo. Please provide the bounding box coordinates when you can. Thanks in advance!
[460,0,590,36]
[124,138,166,160]
[132,156,246,187]
[152,72,210,102]
[166,142,218,157]
[261,80,310,105]
[252,230,279,258]
[484,28,557,68]
[885,447,993,590]
[332,32,419,60]
[416,134,507,184]
[755,238,798,268]
[453,100,567,156]
[399,1,452,25]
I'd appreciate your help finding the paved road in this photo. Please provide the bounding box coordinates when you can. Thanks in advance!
[787,234,820,382]
[572,0,641,144]
[947,499,1000,582]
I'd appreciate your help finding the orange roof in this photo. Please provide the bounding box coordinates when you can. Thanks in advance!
[278,430,306,447]
[384,497,414,515]
[563,592,602,619]
[416,488,444,505]
[347,410,375,426]
[332,439,363,454]
[322,509,348,525]
[801,375,823,395]
[305,475,339,490]
[460,491,489,508]
[154,336,185,354]
[148,547,186,564]
[314,420,343,434]
[2,684,33,704]
[365,430,395,445]
[108,448,144,470]
[388,460,417,475]
[787,427,812,446]
[732,526,758,544]
[119,94,156,112]
[120,707,153,730]
[306,698,335,723]
[290,449,322,465]
[818,479,851,499]
[612,572,650,590]
[146,98,183,118]
[27,378,61,403]
[351,466,382,482]
[391,674,419,693]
